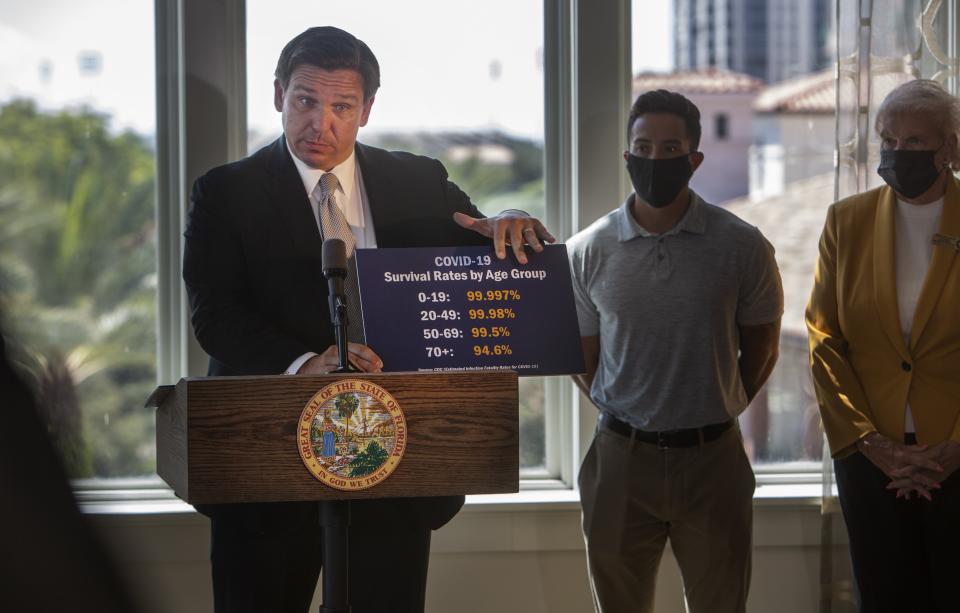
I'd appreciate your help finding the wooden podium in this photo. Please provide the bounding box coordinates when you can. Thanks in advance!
[151,370,519,612]
[150,371,520,504]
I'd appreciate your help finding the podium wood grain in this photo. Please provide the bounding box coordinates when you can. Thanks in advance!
[155,372,519,504]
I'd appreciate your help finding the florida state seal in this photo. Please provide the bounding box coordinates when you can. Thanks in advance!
[298,379,406,491]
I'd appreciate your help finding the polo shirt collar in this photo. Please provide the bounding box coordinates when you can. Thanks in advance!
[617,190,707,241]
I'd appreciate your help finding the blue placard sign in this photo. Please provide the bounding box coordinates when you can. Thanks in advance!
[355,245,585,376]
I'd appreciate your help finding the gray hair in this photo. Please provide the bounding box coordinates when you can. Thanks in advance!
[876,79,960,169]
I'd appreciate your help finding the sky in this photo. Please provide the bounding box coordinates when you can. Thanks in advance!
[0,0,672,139]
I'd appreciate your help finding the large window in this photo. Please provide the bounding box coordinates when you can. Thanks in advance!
[634,0,835,467]
[11,0,838,491]
[0,1,158,478]
[246,1,550,472]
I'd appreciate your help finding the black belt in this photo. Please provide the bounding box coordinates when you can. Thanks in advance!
[599,413,735,448]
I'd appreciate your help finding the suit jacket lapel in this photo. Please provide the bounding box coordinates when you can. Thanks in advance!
[910,176,960,349]
[873,185,910,360]
[265,136,324,263]
[356,143,389,244]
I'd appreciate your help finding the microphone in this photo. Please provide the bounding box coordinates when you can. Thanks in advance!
[321,238,356,372]
[322,238,348,299]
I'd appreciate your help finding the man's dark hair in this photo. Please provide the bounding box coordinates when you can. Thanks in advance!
[275,27,381,101]
[627,89,702,151]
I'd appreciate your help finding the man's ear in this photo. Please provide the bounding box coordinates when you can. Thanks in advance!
[274,79,284,113]
[689,151,705,174]
[623,150,630,162]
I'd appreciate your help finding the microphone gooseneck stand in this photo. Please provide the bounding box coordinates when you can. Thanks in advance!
[329,293,357,375]
[320,239,358,613]
[320,296,353,613]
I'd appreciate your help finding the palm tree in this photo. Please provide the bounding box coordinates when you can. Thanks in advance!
[335,393,360,445]
[0,99,158,477]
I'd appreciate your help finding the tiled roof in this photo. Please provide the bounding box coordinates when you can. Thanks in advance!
[632,68,764,96]
[721,173,835,336]
[754,69,835,114]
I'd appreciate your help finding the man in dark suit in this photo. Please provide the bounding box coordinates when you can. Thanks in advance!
[183,26,553,613]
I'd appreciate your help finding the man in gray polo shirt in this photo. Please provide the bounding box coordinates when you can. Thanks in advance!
[568,89,783,613]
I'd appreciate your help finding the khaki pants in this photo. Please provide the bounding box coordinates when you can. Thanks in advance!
[578,421,755,613]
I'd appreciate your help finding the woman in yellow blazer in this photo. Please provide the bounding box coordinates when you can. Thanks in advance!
[807,79,960,613]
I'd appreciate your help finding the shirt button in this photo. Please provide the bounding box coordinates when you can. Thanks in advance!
[658,254,665,261]
[901,361,911,372]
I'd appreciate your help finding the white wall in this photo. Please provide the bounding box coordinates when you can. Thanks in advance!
[687,92,756,204]
[751,113,834,200]
[88,494,849,613]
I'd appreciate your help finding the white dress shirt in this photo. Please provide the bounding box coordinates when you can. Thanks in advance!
[284,142,378,374]
[895,195,943,433]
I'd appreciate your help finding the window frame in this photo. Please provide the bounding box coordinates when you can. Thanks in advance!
[76,0,823,505]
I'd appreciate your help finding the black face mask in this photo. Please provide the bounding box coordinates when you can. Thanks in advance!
[626,153,693,208]
[877,148,945,199]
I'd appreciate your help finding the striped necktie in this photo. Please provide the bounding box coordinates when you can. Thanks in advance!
[313,172,365,344]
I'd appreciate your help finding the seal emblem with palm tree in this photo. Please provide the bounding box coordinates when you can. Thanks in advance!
[298,379,406,491]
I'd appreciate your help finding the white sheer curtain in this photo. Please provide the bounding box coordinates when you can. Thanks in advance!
[822,1,959,611]
[836,0,958,199]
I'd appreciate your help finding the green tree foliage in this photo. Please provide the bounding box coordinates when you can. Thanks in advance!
[0,99,157,478]
[348,440,389,478]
